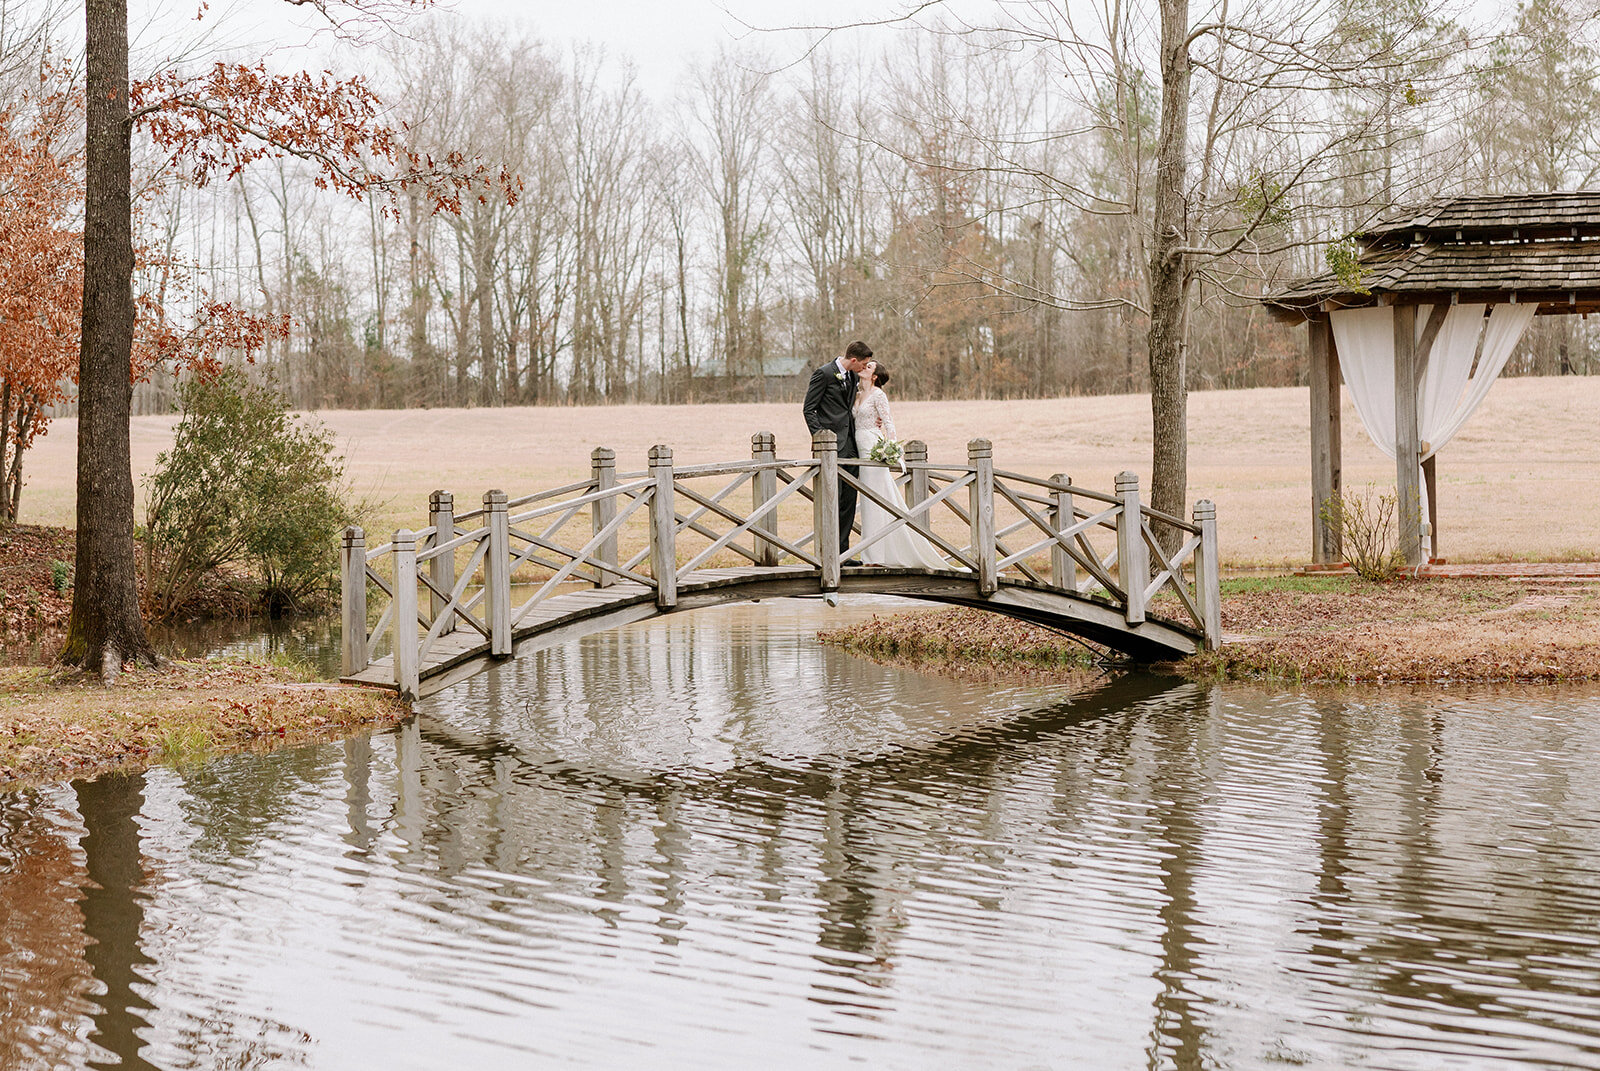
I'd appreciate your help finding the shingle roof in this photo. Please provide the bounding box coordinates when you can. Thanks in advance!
[1265,192,1600,315]
[1271,239,1600,303]
[1365,192,1600,240]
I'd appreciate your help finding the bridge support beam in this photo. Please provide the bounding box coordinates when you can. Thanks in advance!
[1116,471,1147,625]
[428,491,455,635]
[969,439,996,595]
[341,526,367,676]
[813,430,840,591]
[1050,474,1077,591]
[650,445,678,608]
[751,432,779,567]
[1193,500,1221,648]
[484,490,511,657]
[591,448,619,586]
[393,528,419,699]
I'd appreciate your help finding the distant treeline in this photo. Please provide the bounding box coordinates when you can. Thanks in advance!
[38,0,1600,415]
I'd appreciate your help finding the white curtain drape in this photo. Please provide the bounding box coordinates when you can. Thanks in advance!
[1329,302,1535,462]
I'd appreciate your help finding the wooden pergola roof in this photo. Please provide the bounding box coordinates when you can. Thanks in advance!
[1265,192,1600,319]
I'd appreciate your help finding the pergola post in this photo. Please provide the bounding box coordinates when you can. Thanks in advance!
[1393,304,1424,568]
[1308,316,1342,564]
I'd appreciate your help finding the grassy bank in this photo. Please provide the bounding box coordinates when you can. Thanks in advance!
[1,658,406,789]
[821,576,1600,684]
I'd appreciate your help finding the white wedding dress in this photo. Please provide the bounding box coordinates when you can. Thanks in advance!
[852,387,949,569]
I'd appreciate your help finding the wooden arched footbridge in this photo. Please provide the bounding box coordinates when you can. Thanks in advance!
[340,432,1222,699]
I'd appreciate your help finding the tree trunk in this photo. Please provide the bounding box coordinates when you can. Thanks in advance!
[62,0,155,677]
[1148,0,1192,538]
[473,210,497,405]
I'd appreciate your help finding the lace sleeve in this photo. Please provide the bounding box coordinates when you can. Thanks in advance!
[872,390,896,440]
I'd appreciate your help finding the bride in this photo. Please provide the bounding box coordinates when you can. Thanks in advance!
[851,361,949,569]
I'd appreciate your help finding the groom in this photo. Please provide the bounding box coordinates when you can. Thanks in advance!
[802,340,872,559]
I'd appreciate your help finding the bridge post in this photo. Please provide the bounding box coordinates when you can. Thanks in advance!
[1050,474,1077,592]
[392,529,420,699]
[812,430,840,591]
[904,439,928,512]
[484,490,512,657]
[1193,500,1222,649]
[591,448,619,587]
[340,526,368,676]
[649,445,678,608]
[969,439,996,595]
[1116,471,1147,625]
[751,432,779,567]
[428,491,455,635]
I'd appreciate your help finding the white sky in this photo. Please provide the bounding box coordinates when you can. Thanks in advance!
[113,0,1516,102]
[125,0,944,99]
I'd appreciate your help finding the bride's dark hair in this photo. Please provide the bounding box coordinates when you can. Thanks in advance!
[872,363,890,388]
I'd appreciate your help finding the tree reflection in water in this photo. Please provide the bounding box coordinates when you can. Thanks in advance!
[75,773,158,1071]
[4,601,1600,1069]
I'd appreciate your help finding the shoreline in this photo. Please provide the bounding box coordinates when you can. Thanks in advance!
[0,659,407,790]
[820,575,1600,685]
[8,520,1599,789]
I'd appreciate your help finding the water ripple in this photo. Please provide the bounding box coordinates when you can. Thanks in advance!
[5,605,1600,1068]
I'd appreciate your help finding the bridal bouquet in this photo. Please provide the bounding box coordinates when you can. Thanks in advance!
[869,437,905,470]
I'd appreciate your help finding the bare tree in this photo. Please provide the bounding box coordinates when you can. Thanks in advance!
[684,49,777,389]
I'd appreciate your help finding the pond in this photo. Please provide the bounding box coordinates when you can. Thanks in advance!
[3,597,1600,1069]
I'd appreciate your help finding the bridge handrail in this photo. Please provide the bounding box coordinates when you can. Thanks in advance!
[340,430,1222,698]
[416,523,488,563]
[506,477,654,527]
[991,468,1124,511]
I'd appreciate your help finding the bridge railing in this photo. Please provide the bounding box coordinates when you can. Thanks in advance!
[341,430,1221,697]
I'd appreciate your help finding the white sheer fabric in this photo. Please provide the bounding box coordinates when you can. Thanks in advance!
[1329,302,1535,462]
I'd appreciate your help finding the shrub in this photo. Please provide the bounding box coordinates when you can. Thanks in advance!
[143,368,355,619]
[1320,484,1405,581]
[49,560,71,592]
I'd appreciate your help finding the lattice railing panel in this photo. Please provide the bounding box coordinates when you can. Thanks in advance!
[339,432,1221,699]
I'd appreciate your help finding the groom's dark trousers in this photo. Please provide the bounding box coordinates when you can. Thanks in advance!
[802,360,859,557]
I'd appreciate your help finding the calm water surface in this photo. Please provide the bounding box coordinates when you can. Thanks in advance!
[3,597,1600,1069]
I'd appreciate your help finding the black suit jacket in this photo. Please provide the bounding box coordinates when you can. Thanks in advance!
[802,360,859,458]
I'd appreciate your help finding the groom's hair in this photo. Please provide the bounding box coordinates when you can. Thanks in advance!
[844,340,873,361]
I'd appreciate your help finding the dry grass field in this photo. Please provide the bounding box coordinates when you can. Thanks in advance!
[17,376,1600,569]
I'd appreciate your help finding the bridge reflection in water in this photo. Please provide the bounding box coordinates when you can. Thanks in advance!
[341,432,1222,697]
[4,608,1600,1067]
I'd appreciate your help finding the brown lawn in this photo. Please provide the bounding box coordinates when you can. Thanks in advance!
[17,376,1600,568]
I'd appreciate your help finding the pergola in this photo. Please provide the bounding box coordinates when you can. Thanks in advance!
[1263,192,1600,568]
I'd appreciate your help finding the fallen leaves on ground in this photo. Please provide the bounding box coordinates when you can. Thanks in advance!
[0,658,406,789]
[819,607,1105,684]
[821,578,1600,684]
[1185,578,1600,682]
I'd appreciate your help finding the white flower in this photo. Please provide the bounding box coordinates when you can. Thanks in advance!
[835,371,846,382]
[870,437,905,471]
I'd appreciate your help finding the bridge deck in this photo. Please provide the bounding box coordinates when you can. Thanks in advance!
[343,564,1203,698]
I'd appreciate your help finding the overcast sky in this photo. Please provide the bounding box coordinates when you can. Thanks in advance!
[124,0,946,98]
